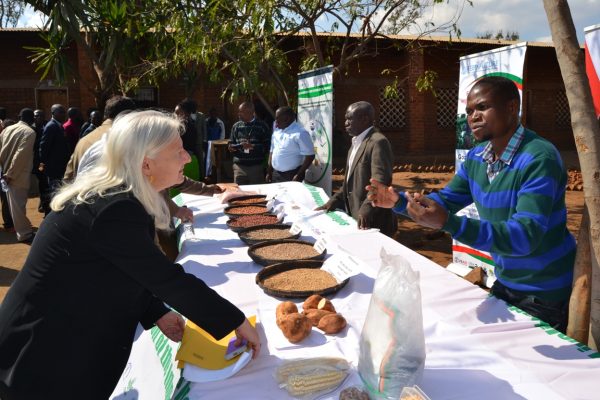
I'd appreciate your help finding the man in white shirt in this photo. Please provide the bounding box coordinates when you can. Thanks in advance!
[266,107,315,183]
[315,101,396,236]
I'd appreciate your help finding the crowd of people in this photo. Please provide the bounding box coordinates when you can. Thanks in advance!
[0,76,576,397]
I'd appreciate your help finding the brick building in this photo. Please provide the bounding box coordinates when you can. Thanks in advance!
[0,28,575,163]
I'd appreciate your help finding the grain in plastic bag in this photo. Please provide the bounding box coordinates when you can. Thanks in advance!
[358,248,426,399]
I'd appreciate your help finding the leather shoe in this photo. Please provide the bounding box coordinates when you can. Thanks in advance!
[17,233,35,245]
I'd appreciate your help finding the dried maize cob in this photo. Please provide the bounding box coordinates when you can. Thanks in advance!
[285,370,347,397]
[275,357,349,382]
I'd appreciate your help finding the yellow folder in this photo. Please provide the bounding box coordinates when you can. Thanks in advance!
[175,316,256,370]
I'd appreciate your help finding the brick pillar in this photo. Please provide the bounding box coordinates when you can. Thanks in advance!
[407,50,426,153]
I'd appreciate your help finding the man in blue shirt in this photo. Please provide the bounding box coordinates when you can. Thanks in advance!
[266,107,315,183]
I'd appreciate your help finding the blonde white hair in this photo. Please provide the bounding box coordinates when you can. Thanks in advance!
[51,110,183,230]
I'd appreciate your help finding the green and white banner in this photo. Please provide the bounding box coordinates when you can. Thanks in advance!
[449,43,527,286]
[298,65,334,195]
[110,325,180,400]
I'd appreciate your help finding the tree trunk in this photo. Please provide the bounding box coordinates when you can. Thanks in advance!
[542,0,600,348]
[591,241,600,348]
[567,205,591,343]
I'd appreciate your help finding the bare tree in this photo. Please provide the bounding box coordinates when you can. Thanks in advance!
[0,0,26,27]
[542,0,600,348]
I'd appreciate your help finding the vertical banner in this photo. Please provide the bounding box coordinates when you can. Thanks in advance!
[448,43,527,287]
[110,325,180,400]
[585,24,600,118]
[298,66,334,195]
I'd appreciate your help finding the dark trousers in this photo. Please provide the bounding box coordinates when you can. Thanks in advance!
[491,280,569,333]
[35,171,50,214]
[233,163,264,185]
[43,177,63,216]
[0,189,13,229]
[272,166,301,183]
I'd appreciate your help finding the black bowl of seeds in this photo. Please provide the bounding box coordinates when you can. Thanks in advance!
[224,204,270,217]
[256,260,349,299]
[226,214,282,232]
[238,224,301,246]
[227,194,268,206]
[247,239,325,266]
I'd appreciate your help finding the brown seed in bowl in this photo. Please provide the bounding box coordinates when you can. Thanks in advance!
[244,228,294,241]
[230,197,266,205]
[227,205,268,215]
[339,387,370,400]
[228,214,279,228]
[253,243,319,261]
[262,268,337,292]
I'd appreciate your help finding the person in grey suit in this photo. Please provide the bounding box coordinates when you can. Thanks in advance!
[316,101,397,237]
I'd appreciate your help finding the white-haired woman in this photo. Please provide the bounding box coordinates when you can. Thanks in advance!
[0,110,260,399]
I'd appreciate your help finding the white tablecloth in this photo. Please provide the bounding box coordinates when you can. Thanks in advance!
[113,182,600,400]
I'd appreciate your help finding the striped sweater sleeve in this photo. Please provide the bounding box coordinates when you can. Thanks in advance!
[441,155,562,256]
[428,163,475,214]
[393,163,475,214]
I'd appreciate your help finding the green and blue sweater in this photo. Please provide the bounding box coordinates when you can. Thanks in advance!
[394,128,575,301]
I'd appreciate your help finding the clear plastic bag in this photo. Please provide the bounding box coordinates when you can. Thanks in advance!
[358,249,426,399]
[275,357,350,399]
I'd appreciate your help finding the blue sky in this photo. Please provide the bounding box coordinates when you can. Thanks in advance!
[17,1,600,44]
[406,0,599,43]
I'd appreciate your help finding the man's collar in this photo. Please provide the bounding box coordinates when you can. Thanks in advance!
[352,126,372,143]
[476,125,525,165]
[281,121,297,132]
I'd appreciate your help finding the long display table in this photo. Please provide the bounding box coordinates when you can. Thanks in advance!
[111,182,599,400]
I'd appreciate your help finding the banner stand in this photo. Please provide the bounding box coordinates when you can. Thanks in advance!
[447,42,528,287]
[298,66,334,195]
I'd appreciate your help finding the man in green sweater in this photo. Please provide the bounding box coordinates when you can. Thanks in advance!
[368,76,575,332]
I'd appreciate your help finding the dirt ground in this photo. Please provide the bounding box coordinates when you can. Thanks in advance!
[0,172,585,303]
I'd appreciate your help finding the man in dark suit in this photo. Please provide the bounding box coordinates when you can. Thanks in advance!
[316,101,397,237]
[32,109,50,214]
[39,104,68,210]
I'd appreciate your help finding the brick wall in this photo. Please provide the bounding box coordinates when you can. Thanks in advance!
[524,46,576,150]
[0,31,576,156]
[0,31,80,118]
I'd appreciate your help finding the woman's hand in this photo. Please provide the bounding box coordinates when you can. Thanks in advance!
[235,318,261,359]
[156,311,186,342]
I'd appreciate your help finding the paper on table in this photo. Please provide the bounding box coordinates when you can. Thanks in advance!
[289,222,302,235]
[313,236,329,254]
[321,252,366,282]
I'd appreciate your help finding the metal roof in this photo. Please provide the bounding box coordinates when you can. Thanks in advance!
[290,31,557,48]
[0,27,560,48]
